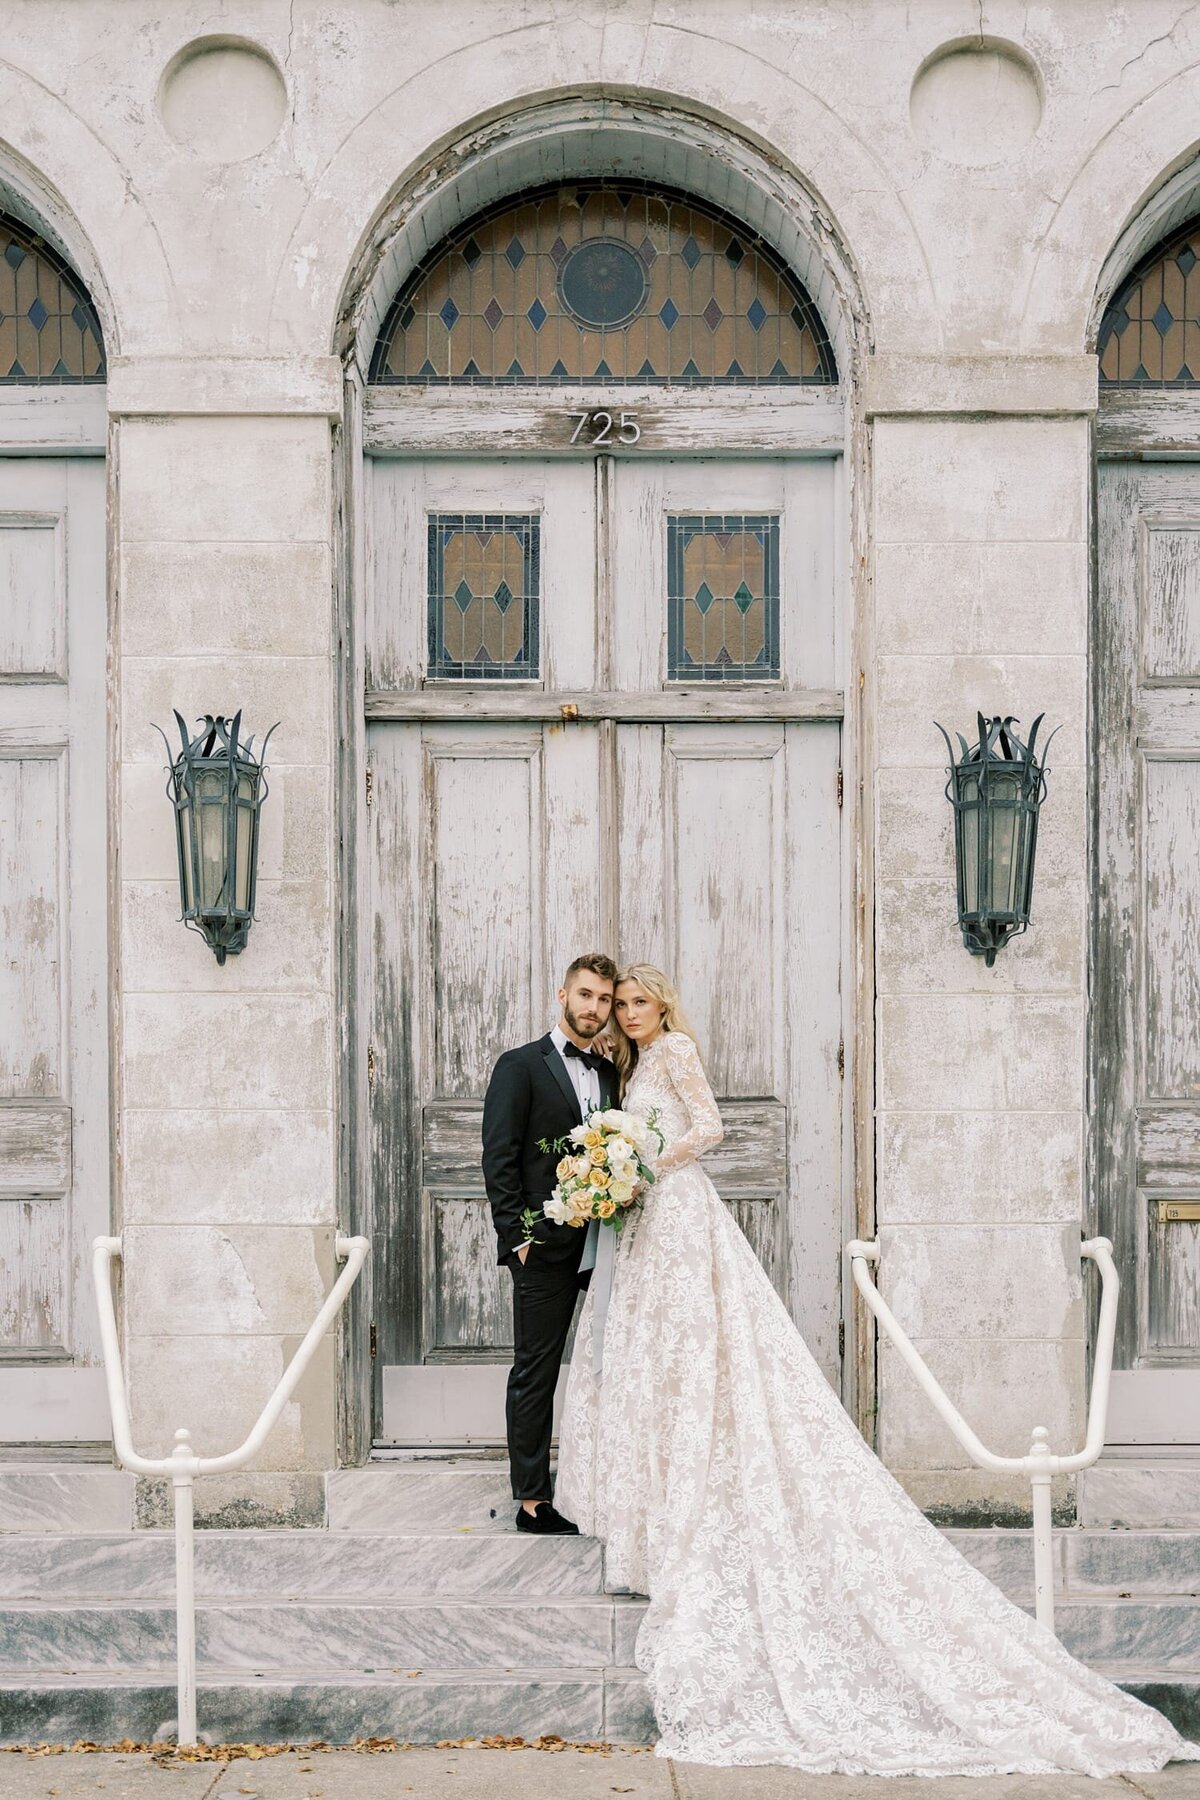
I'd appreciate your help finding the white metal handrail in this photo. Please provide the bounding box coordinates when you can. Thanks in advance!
[92,1231,370,1747]
[845,1234,1119,1635]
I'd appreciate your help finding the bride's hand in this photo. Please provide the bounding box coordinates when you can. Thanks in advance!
[594,1030,616,1059]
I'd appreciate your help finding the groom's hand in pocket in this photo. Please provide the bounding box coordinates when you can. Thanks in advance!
[516,1243,530,1265]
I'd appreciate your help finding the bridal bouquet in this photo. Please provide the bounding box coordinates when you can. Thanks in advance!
[523,1108,663,1241]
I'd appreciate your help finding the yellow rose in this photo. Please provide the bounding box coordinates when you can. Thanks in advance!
[582,1129,602,1148]
[589,1146,608,1166]
[597,1197,617,1218]
[588,1168,610,1189]
[556,1156,575,1181]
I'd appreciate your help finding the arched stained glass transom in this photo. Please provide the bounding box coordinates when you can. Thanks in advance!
[0,215,105,384]
[1099,218,1200,386]
[371,182,837,387]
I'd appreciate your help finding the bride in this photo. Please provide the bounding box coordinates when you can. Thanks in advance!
[554,963,1198,1778]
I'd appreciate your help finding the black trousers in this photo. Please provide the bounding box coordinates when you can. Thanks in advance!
[506,1249,583,1501]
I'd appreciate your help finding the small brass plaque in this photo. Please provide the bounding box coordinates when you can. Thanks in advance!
[1156,1199,1200,1223]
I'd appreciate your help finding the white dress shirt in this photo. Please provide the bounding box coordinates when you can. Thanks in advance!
[551,1024,602,1119]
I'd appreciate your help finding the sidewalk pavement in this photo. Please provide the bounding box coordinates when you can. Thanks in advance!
[0,1745,1197,1800]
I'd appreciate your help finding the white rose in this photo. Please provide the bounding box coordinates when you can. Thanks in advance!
[568,1124,589,1146]
[544,1195,574,1225]
[607,1137,633,1164]
[609,1180,634,1203]
[599,1108,633,1132]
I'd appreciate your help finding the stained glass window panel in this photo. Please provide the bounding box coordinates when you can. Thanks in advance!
[667,514,780,682]
[0,216,105,383]
[1099,219,1200,385]
[372,183,836,387]
[427,513,540,680]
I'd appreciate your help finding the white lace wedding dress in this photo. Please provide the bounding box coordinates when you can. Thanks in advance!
[555,1030,1198,1777]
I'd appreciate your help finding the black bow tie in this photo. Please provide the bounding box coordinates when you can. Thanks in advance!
[562,1041,604,1073]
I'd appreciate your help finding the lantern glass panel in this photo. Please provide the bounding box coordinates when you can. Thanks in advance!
[959,768,981,914]
[196,768,228,910]
[234,773,254,911]
[986,768,1022,915]
[176,791,196,912]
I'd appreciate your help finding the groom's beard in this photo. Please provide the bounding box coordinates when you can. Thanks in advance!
[564,1004,602,1040]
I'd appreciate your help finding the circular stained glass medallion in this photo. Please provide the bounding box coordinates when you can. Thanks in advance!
[557,238,649,329]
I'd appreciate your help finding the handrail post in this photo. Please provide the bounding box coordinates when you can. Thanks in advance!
[171,1429,198,1747]
[1028,1425,1055,1632]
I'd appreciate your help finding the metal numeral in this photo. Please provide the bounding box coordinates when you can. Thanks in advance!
[568,409,642,447]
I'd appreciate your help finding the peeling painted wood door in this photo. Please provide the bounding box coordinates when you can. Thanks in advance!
[0,458,111,1443]
[1096,462,1200,1445]
[367,455,843,1442]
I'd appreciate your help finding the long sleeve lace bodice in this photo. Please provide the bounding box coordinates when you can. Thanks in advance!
[625,1031,723,1175]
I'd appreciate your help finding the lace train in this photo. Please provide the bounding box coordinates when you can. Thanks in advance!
[555,1032,1198,1776]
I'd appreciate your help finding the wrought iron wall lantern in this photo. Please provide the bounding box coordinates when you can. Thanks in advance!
[934,712,1058,967]
[154,711,278,964]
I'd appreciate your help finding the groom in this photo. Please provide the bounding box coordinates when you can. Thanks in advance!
[482,952,619,1534]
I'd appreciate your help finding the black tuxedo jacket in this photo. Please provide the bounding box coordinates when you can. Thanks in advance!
[481,1032,619,1266]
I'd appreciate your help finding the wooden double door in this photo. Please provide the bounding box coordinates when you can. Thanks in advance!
[1097,460,1200,1446]
[0,456,110,1442]
[366,455,844,1443]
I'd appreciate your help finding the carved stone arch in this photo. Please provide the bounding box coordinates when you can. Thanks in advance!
[335,95,867,383]
[1093,150,1200,364]
[0,155,114,371]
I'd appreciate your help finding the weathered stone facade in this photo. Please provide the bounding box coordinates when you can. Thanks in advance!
[2,2,1198,1522]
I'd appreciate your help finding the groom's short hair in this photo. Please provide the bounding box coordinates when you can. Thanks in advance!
[564,952,617,986]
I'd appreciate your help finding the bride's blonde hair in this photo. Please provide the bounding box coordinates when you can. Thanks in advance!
[610,963,699,1095]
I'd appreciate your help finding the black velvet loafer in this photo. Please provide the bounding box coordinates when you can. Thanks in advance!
[515,1500,580,1535]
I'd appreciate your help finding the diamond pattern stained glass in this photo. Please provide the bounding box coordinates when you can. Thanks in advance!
[371,183,836,386]
[1099,219,1200,385]
[0,216,105,383]
[427,514,540,680]
[667,515,780,682]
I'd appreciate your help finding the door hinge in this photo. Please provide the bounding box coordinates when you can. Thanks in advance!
[836,1038,844,1077]
[369,1322,378,1361]
[365,763,374,811]
[836,767,844,808]
[838,1319,845,1361]
[366,1043,377,1088]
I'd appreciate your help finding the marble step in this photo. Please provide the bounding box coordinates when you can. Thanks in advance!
[0,1530,608,1601]
[0,1593,647,1674]
[0,1668,1194,1750]
[0,1664,656,1747]
[1079,1460,1200,1528]
[942,1527,1200,1597]
[1052,1599,1200,1671]
[4,1525,1194,1604]
[327,1466,516,1533]
[0,1465,133,1534]
[3,1587,1197,1679]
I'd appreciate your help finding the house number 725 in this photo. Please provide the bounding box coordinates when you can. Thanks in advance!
[568,409,641,446]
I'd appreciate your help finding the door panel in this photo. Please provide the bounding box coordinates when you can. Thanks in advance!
[1097,465,1200,1444]
[367,451,844,1440]
[0,458,110,1441]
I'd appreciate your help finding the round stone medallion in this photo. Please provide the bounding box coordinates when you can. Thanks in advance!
[910,39,1042,167]
[159,37,287,163]
[557,239,650,330]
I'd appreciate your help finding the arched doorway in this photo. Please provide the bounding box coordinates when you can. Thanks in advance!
[1094,215,1200,1452]
[348,114,858,1447]
[0,206,112,1443]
